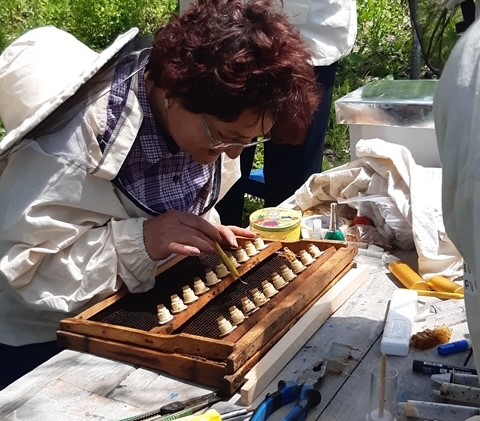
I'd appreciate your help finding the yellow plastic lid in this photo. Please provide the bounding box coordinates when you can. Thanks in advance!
[249,207,302,232]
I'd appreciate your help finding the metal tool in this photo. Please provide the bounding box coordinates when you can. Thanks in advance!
[160,392,221,414]
[250,362,325,421]
[147,404,213,421]
[149,408,251,421]
[118,392,221,421]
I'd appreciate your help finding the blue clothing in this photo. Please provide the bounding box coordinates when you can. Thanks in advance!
[216,63,338,225]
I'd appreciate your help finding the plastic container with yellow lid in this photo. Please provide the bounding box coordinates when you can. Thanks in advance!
[249,207,302,241]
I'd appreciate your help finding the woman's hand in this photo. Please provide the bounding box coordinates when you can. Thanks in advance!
[217,224,257,251]
[143,211,257,261]
[143,211,220,260]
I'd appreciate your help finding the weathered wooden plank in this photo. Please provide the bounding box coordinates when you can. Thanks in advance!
[59,319,235,360]
[107,368,214,410]
[243,256,396,418]
[238,263,370,405]
[2,379,143,421]
[299,252,473,421]
[0,350,136,416]
[228,246,357,371]
[57,332,227,389]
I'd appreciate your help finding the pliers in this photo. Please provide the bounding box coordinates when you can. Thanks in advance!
[250,361,326,421]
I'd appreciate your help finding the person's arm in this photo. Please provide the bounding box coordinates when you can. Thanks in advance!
[0,141,256,317]
[0,141,158,315]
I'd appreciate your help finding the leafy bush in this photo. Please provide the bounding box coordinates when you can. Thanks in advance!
[245,0,415,217]
[0,0,177,52]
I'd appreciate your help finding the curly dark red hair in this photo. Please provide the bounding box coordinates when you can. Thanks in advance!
[148,0,320,144]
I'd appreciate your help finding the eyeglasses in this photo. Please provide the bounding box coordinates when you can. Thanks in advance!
[200,114,270,150]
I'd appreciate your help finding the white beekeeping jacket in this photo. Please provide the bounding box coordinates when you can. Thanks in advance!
[434,17,480,375]
[179,0,357,66]
[281,0,357,66]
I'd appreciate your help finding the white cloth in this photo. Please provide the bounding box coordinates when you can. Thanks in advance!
[434,18,480,374]
[283,0,357,66]
[295,138,462,278]
[179,0,357,67]
[0,30,240,345]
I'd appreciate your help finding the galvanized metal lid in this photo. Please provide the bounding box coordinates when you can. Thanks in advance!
[335,79,438,128]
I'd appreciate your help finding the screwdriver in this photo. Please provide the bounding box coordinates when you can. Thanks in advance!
[120,403,210,421]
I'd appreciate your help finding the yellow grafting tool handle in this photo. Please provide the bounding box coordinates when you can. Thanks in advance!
[215,242,240,279]
[173,409,221,421]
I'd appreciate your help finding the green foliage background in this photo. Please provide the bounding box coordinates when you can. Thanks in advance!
[324,0,415,169]
[0,0,419,222]
[0,0,177,51]
[0,0,415,155]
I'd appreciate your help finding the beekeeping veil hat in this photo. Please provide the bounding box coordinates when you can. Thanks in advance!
[0,26,138,158]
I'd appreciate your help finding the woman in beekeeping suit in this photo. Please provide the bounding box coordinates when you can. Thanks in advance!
[0,0,320,388]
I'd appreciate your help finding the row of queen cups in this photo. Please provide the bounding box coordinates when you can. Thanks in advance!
[156,239,323,337]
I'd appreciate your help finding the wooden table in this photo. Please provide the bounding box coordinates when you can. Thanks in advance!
[0,252,472,421]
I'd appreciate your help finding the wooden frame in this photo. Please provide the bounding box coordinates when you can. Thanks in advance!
[57,239,357,395]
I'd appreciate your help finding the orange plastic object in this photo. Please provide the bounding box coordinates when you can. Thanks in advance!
[417,290,464,300]
[427,275,464,294]
[388,261,429,290]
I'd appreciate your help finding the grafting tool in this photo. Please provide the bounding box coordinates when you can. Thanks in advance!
[215,242,247,284]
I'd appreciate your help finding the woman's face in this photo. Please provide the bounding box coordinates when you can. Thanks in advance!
[146,79,273,165]
[167,104,274,164]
